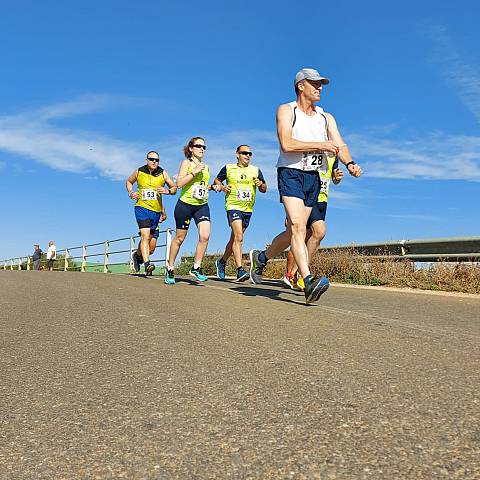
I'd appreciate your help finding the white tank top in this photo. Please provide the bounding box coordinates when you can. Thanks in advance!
[276,101,329,169]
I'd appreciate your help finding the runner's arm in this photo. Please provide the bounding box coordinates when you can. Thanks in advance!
[254,169,267,193]
[176,159,194,188]
[162,170,177,194]
[126,170,139,199]
[277,104,340,155]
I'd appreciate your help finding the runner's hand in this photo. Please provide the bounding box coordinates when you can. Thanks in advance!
[193,162,206,175]
[333,168,343,182]
[160,212,167,223]
[253,177,262,188]
[348,163,362,177]
[169,186,177,195]
[211,184,223,192]
[319,141,340,155]
[129,191,139,200]
[223,185,232,194]
[156,186,170,194]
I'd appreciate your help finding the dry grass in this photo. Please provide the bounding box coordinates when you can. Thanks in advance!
[179,249,480,294]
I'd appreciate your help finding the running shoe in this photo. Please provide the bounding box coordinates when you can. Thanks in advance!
[145,263,155,276]
[293,272,305,291]
[249,249,266,284]
[236,267,249,282]
[215,258,226,280]
[282,273,294,289]
[132,252,141,272]
[304,276,330,304]
[164,268,175,285]
[190,267,208,282]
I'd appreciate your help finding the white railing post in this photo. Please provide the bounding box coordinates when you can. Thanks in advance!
[165,229,172,270]
[129,236,135,272]
[81,245,87,272]
[18,257,22,270]
[10,260,14,270]
[64,249,69,271]
[27,256,31,271]
[104,241,109,273]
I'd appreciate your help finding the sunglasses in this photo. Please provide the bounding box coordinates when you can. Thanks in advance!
[147,157,159,162]
[239,151,253,156]
[193,144,207,150]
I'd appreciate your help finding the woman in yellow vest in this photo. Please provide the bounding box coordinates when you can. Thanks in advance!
[165,137,222,284]
[213,145,267,281]
[126,151,177,275]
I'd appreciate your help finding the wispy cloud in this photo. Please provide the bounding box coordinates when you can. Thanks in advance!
[1,94,479,191]
[428,24,480,123]
[347,131,480,180]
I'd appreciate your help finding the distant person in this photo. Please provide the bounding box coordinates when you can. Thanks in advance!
[249,67,362,303]
[213,145,267,282]
[46,240,57,271]
[32,244,42,270]
[126,151,177,276]
[164,136,222,285]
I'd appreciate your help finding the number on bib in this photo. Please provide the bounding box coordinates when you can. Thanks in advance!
[192,184,207,200]
[236,188,252,201]
[320,177,330,194]
[302,152,327,171]
[141,189,157,201]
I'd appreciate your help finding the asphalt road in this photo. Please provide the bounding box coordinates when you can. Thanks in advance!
[1,271,479,479]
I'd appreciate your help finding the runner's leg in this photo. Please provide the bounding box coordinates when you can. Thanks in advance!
[193,221,210,268]
[231,219,244,268]
[168,229,188,267]
[282,196,312,279]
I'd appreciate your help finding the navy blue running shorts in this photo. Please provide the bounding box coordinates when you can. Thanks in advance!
[174,200,211,230]
[277,167,320,207]
[227,210,252,229]
[307,202,328,229]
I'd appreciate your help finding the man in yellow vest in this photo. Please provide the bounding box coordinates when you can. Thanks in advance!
[213,145,267,281]
[126,151,177,275]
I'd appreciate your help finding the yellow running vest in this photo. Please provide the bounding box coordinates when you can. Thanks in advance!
[224,163,259,213]
[318,155,337,203]
[179,160,210,206]
[135,165,165,213]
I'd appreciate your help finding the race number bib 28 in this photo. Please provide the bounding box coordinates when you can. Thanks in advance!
[141,189,157,201]
[235,188,252,201]
[302,152,326,171]
[192,184,207,200]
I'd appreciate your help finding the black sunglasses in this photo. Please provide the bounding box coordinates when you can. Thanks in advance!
[239,151,253,156]
[147,157,159,162]
[193,144,207,150]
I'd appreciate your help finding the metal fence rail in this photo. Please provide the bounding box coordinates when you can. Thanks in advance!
[0,229,173,272]
[321,236,480,262]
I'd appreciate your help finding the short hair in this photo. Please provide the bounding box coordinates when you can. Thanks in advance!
[236,145,250,153]
[294,80,303,96]
[146,150,159,158]
[184,137,205,158]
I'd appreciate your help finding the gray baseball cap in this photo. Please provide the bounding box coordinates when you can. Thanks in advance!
[295,68,330,85]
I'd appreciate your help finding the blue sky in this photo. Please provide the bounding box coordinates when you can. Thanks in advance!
[1,0,479,261]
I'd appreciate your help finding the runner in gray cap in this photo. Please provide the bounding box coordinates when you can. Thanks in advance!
[249,67,362,304]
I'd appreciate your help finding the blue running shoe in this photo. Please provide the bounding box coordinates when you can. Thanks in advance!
[164,269,175,285]
[249,249,266,284]
[236,267,249,282]
[190,267,208,282]
[215,258,226,280]
[304,276,329,304]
